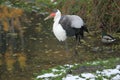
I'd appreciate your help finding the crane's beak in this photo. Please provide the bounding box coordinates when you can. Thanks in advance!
[44,15,51,21]
[44,13,56,21]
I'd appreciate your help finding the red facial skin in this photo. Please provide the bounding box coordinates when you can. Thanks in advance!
[50,13,56,17]
[44,12,56,20]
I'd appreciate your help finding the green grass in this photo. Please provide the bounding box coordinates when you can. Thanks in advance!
[34,57,120,80]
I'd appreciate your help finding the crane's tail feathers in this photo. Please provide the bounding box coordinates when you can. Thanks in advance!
[82,25,89,33]
[79,25,89,39]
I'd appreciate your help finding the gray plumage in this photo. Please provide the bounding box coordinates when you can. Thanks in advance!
[59,15,88,42]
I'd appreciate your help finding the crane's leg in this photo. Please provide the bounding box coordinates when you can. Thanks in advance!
[74,34,81,55]
[64,40,69,53]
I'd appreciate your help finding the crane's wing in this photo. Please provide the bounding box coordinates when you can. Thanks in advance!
[59,15,88,37]
[59,15,75,36]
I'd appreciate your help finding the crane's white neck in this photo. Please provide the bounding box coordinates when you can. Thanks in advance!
[54,10,61,22]
[53,10,67,41]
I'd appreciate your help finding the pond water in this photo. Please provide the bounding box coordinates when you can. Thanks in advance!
[0,12,120,80]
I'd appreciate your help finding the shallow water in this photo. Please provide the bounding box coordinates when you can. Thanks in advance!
[0,13,120,80]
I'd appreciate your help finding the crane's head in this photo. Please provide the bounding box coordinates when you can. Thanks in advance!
[44,9,60,21]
